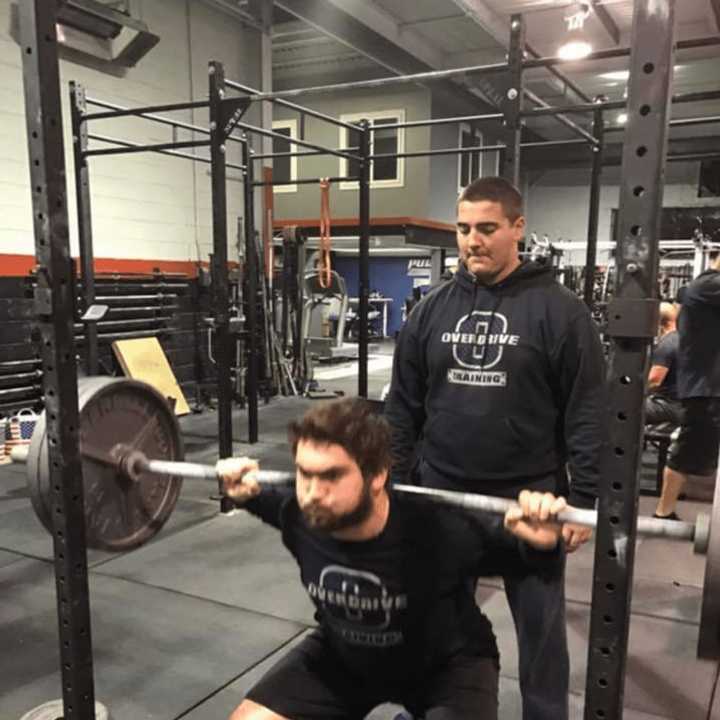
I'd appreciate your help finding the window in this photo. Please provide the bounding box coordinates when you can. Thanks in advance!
[339,110,405,189]
[271,120,297,193]
[458,123,483,190]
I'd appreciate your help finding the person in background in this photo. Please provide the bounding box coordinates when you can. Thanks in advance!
[645,302,683,426]
[655,253,720,520]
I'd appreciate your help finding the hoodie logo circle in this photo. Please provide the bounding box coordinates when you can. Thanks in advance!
[451,311,509,369]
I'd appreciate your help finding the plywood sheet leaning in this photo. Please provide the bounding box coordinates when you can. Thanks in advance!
[112,337,190,416]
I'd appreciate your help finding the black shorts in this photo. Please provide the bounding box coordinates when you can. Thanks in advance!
[246,630,499,720]
[667,398,720,476]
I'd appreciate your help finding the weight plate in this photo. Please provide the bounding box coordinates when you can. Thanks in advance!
[20,700,110,720]
[698,459,720,658]
[27,377,183,552]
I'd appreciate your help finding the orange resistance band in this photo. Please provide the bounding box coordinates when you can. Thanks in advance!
[318,178,332,289]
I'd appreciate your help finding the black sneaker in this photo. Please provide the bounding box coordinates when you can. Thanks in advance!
[653,511,681,521]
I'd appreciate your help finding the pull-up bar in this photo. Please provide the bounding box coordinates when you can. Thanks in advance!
[83,96,247,149]
[225,78,361,133]
[232,123,360,162]
[85,134,245,170]
[84,99,209,121]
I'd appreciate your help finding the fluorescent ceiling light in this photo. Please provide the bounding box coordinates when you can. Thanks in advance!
[617,113,628,124]
[557,40,593,60]
[600,70,630,81]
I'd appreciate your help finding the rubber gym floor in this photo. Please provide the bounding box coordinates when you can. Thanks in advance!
[1,355,718,720]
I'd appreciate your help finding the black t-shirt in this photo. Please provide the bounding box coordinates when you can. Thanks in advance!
[651,331,679,401]
[244,488,562,683]
[677,269,720,398]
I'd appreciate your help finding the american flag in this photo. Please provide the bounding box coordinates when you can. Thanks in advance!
[5,409,37,452]
[0,419,9,465]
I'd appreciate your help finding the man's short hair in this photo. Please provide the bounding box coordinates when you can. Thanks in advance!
[288,398,392,481]
[458,176,524,222]
[659,301,677,330]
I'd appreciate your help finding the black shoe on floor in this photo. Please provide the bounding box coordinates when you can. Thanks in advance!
[653,511,681,521]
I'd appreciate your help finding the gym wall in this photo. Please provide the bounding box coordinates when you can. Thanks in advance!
[526,163,720,266]
[271,86,432,220]
[428,96,504,224]
[0,0,262,276]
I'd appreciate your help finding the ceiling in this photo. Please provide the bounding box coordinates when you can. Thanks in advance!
[262,0,720,146]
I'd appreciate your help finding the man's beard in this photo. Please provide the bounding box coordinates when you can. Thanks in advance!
[301,482,373,532]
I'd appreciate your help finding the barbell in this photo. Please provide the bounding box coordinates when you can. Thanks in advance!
[15,377,720,658]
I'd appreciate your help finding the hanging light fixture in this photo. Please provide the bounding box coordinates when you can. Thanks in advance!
[558,2,593,60]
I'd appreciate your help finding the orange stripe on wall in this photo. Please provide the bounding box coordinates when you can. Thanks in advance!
[0,254,214,278]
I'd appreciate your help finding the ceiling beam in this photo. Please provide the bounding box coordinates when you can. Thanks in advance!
[449,0,591,105]
[319,0,447,71]
[273,0,500,115]
[590,0,620,45]
[320,0,506,111]
[523,135,720,169]
[711,0,720,33]
[446,0,508,48]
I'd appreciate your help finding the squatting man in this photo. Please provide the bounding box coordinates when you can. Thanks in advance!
[216,398,569,720]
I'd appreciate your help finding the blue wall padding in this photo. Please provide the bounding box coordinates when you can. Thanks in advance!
[332,256,420,336]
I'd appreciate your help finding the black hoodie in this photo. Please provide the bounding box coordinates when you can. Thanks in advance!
[386,260,605,509]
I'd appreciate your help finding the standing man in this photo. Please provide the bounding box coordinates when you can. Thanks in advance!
[386,176,606,720]
[645,302,683,426]
[654,253,720,520]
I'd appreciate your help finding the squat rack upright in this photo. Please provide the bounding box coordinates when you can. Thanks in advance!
[17,1,720,719]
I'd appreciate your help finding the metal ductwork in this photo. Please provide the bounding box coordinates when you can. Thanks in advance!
[11,0,159,68]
